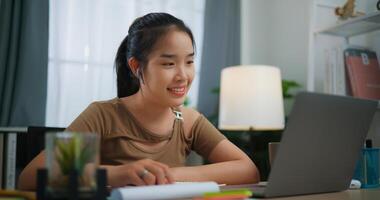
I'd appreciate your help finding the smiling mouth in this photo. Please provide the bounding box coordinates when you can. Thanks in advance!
[167,87,186,97]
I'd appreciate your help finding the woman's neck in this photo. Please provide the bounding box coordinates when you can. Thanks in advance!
[121,91,176,136]
[123,91,173,120]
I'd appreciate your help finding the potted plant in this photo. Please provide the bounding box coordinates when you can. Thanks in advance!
[46,132,99,198]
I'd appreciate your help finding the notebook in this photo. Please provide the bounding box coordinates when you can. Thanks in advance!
[222,92,378,198]
[109,181,219,200]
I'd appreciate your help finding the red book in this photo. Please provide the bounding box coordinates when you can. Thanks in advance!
[344,48,380,100]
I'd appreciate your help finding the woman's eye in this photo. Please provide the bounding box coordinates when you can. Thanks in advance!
[162,63,175,66]
[187,60,194,65]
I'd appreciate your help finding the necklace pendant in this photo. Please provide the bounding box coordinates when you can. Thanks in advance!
[173,111,183,120]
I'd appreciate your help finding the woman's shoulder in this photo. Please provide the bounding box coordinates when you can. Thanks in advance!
[66,98,122,133]
[178,107,203,136]
[86,98,120,111]
[90,98,120,107]
[179,106,201,120]
[76,98,122,120]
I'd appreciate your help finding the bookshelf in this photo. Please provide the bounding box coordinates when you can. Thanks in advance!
[312,10,380,107]
[317,11,380,38]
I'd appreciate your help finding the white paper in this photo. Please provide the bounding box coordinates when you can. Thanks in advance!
[109,181,220,200]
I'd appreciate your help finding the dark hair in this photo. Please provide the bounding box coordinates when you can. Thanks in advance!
[115,12,195,98]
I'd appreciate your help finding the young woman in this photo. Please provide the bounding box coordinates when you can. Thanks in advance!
[18,12,260,190]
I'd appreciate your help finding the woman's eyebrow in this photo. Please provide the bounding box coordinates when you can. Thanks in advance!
[160,54,175,58]
[160,52,194,58]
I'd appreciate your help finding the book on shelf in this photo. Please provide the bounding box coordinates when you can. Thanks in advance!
[0,135,3,189]
[344,48,380,100]
[4,134,17,189]
[324,45,347,95]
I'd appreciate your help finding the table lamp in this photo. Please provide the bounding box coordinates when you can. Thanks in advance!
[218,65,285,131]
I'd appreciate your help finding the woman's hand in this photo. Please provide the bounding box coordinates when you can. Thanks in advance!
[107,159,175,187]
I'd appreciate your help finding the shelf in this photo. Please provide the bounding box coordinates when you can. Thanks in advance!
[317,11,380,38]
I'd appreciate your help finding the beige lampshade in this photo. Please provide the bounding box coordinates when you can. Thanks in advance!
[218,65,285,131]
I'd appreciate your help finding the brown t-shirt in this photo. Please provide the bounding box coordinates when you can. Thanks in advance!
[66,98,226,167]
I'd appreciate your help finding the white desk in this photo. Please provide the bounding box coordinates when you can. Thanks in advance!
[261,189,380,200]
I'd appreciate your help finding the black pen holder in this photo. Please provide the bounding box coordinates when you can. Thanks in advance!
[37,168,108,200]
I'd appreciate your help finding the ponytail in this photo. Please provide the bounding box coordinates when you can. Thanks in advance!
[115,35,139,98]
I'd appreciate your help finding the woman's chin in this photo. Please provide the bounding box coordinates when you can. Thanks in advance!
[172,102,185,107]
[169,99,186,107]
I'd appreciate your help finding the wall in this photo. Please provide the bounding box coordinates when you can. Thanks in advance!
[241,0,311,114]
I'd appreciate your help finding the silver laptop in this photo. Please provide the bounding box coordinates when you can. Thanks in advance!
[222,92,378,198]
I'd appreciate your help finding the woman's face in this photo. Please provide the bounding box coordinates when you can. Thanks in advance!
[140,29,195,107]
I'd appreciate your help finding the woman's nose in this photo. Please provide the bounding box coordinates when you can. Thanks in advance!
[175,65,187,81]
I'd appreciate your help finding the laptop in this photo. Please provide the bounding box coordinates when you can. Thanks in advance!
[221,92,378,198]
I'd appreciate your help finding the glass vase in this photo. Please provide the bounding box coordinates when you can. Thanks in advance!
[45,132,99,197]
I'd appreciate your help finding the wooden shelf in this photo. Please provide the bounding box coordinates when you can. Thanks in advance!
[317,11,380,38]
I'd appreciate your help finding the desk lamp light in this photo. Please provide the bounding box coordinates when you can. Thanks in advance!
[218,65,285,131]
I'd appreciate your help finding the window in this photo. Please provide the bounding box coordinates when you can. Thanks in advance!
[46,0,205,127]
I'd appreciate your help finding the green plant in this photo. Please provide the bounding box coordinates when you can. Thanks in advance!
[282,79,301,99]
[55,133,94,177]
[48,133,98,194]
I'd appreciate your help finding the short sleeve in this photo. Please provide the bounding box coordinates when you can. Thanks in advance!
[65,102,105,135]
[190,115,226,159]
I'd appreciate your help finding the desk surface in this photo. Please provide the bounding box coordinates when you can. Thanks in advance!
[262,189,380,200]
[5,188,379,200]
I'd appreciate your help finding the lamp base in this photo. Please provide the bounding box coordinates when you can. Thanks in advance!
[248,130,282,181]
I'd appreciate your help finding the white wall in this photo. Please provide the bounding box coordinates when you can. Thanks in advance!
[241,0,273,65]
[241,0,310,86]
[241,0,311,114]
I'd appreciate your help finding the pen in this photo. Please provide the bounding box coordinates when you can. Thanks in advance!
[193,194,250,200]
[203,189,252,198]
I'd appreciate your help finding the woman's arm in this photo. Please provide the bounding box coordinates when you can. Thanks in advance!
[18,152,174,190]
[170,139,260,185]
[18,151,45,190]
[102,159,174,188]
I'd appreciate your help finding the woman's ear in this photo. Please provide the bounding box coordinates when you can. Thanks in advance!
[128,57,139,77]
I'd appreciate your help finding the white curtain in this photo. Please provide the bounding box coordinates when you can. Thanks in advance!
[46,0,205,127]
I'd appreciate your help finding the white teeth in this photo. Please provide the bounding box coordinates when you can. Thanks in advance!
[169,87,185,92]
